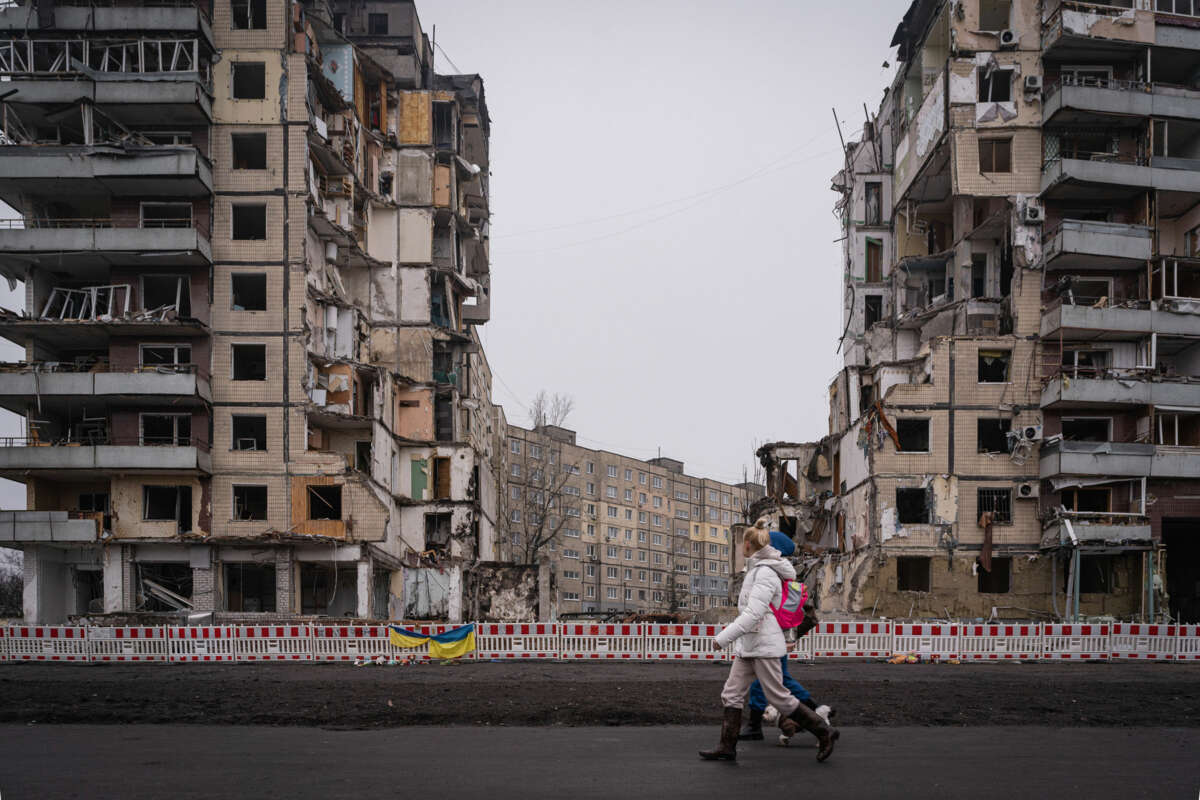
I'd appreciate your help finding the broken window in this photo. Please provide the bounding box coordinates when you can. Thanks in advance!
[232,415,267,450]
[978,69,1012,103]
[425,512,453,546]
[231,204,267,240]
[1077,555,1114,594]
[977,418,1012,453]
[896,556,931,591]
[433,102,455,150]
[355,441,372,473]
[141,413,191,446]
[141,202,192,229]
[233,485,268,520]
[230,0,267,29]
[978,350,1011,382]
[865,239,883,282]
[971,254,988,298]
[368,12,389,34]
[1062,417,1111,442]
[142,485,192,532]
[231,344,267,381]
[231,62,266,99]
[232,133,267,169]
[225,563,276,612]
[999,246,1014,298]
[139,563,193,612]
[896,488,929,524]
[897,418,930,452]
[863,294,883,328]
[864,182,882,226]
[978,138,1012,173]
[1060,349,1110,378]
[977,557,1011,593]
[434,396,454,441]
[231,273,267,311]
[308,485,342,520]
[1061,488,1110,513]
[979,0,1012,28]
[432,456,451,499]
[141,344,191,368]
[978,488,1012,524]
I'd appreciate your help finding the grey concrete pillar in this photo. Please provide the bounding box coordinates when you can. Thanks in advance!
[274,548,293,614]
[355,558,371,619]
[101,545,124,613]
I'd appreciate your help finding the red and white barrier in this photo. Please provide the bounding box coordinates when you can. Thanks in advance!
[1176,625,1200,661]
[236,625,311,662]
[959,624,1042,660]
[1043,623,1109,660]
[892,623,961,661]
[311,624,471,662]
[6,626,90,661]
[559,623,644,659]
[88,627,169,662]
[809,622,892,659]
[475,623,559,660]
[0,625,7,662]
[170,627,238,662]
[643,624,726,661]
[1109,623,1175,661]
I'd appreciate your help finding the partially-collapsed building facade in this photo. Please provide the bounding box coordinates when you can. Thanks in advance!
[0,0,502,623]
[759,0,1200,622]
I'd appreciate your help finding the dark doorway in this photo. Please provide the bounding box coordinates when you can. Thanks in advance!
[1164,518,1200,623]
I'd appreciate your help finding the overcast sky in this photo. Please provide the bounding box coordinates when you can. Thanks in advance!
[0,0,905,509]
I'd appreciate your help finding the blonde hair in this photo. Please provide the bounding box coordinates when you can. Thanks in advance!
[744,518,771,552]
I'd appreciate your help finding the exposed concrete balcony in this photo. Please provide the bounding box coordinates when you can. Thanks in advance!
[0,365,211,412]
[1041,155,1200,204]
[3,78,213,126]
[0,219,211,279]
[0,2,214,43]
[0,511,100,543]
[1040,300,1200,341]
[1041,375,1200,410]
[1044,79,1200,127]
[1040,515,1153,550]
[1039,439,1200,479]
[0,145,212,201]
[0,437,211,478]
[1042,3,1155,59]
[1042,219,1152,271]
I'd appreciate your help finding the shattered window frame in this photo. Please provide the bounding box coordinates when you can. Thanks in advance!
[977,487,1013,524]
[895,488,930,524]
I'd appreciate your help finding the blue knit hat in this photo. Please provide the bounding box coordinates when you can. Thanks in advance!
[769,530,795,557]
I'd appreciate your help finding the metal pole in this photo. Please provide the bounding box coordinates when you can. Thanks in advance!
[1072,548,1081,622]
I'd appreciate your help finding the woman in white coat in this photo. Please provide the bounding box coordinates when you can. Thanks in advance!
[699,519,839,762]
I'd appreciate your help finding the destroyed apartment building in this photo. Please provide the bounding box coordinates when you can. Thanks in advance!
[0,0,507,624]
[756,0,1200,623]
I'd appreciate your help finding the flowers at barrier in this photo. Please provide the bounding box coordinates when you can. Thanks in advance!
[388,623,476,659]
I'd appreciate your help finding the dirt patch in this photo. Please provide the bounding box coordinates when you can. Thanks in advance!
[0,661,1196,728]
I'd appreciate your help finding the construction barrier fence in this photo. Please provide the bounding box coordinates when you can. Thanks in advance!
[0,622,1197,664]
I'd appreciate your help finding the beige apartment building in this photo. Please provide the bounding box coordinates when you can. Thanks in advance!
[0,0,502,623]
[759,0,1200,623]
[503,424,763,616]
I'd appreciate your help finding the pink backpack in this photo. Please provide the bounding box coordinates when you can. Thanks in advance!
[754,566,808,630]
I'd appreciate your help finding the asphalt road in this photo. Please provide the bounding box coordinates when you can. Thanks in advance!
[0,725,1196,799]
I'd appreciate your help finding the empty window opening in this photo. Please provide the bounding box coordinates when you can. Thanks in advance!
[977,418,1013,453]
[432,456,452,499]
[356,441,372,473]
[308,485,342,520]
[434,396,454,441]
[1075,555,1115,594]
[233,485,268,520]
[978,557,1012,593]
[232,415,267,451]
[138,563,192,611]
[424,512,453,547]
[978,350,1011,382]
[225,563,276,612]
[897,418,930,452]
[230,0,267,29]
[864,182,882,226]
[73,568,104,614]
[231,343,267,381]
[368,12,389,34]
[231,62,266,100]
[979,0,1012,30]
[1062,417,1111,442]
[859,382,875,414]
[142,413,191,446]
[231,133,267,169]
[1061,349,1110,378]
[140,132,192,146]
[979,138,1012,173]
[971,254,988,298]
[999,246,1014,297]
[433,102,455,149]
[231,273,267,310]
[864,294,883,328]
[978,69,1012,102]
[896,488,929,524]
[231,204,267,240]
[896,556,931,591]
[142,485,192,532]
[141,202,192,229]
[142,274,191,316]
[141,344,191,368]
[300,563,356,615]
[1061,488,1111,513]
[978,488,1013,524]
[865,239,883,282]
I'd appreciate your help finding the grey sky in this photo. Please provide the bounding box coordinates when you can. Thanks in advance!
[0,0,904,509]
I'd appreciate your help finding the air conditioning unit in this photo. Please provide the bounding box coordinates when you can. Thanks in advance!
[999,29,1018,48]
[1022,204,1044,224]
[1016,482,1040,500]
[1024,74,1043,92]
[1022,424,1043,441]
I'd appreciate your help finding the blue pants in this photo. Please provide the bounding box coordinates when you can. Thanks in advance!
[748,655,811,711]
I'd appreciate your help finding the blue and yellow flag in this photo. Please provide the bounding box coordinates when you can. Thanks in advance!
[388,623,476,659]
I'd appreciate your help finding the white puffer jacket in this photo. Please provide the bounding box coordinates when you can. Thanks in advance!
[714,546,795,658]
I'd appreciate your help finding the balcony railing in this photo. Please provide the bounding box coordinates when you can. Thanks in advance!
[0,37,211,87]
[0,434,209,451]
[0,359,210,381]
[0,216,209,237]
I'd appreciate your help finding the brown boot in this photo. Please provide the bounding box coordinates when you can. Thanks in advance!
[737,706,765,741]
[698,706,742,761]
[786,704,840,762]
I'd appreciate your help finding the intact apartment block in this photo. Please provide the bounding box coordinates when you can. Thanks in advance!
[503,424,763,616]
[759,0,1200,623]
[0,0,503,623]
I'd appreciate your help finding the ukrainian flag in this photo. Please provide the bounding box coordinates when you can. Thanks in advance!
[388,623,476,660]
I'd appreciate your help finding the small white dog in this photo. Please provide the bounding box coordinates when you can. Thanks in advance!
[764,704,833,746]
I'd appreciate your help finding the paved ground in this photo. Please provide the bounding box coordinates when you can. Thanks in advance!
[1,660,1198,727]
[0,725,1196,799]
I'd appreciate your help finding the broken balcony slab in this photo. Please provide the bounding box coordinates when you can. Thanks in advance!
[1041,156,1200,216]
[0,224,211,281]
[0,510,100,543]
[1041,375,1200,410]
[1044,80,1200,129]
[0,443,212,479]
[1040,302,1200,340]
[0,4,214,43]
[0,145,213,204]
[0,368,212,413]
[1040,519,1153,550]
[3,79,214,126]
[1039,439,1200,480]
[1042,219,1152,271]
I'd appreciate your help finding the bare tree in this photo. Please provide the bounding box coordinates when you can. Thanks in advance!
[529,390,574,429]
[0,549,22,617]
[516,392,580,563]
